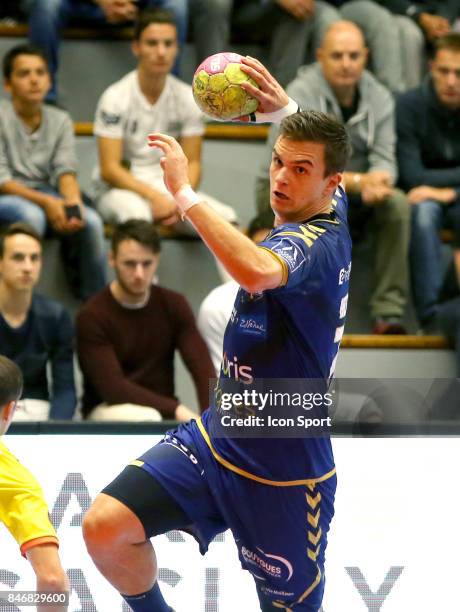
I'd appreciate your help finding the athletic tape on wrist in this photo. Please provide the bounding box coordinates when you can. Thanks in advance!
[174,185,201,220]
[249,97,300,124]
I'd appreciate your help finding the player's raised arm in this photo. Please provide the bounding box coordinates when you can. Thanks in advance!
[147,133,283,294]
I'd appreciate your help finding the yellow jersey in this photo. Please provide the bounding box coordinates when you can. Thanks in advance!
[0,438,58,557]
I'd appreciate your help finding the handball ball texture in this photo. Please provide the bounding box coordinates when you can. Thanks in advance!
[192,52,259,120]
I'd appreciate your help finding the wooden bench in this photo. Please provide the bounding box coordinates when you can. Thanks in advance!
[74,121,270,141]
[341,334,449,349]
[0,23,134,40]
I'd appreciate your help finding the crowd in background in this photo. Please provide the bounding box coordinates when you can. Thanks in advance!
[0,1,459,423]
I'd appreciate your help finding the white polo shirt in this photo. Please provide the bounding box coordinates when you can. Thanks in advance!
[94,70,204,183]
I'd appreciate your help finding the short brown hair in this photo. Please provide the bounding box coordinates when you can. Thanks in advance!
[0,222,42,258]
[3,43,49,80]
[433,32,460,56]
[0,355,23,407]
[111,220,161,255]
[279,110,351,176]
[133,8,177,40]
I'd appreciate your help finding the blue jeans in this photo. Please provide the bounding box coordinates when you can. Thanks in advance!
[0,190,106,300]
[28,0,187,100]
[410,198,460,323]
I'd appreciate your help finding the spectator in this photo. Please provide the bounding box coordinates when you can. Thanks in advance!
[198,210,274,373]
[257,21,410,333]
[231,1,405,92]
[329,1,408,93]
[0,355,69,609]
[93,8,236,231]
[0,43,106,301]
[376,0,460,89]
[397,33,460,333]
[28,0,232,104]
[0,223,76,421]
[76,220,214,422]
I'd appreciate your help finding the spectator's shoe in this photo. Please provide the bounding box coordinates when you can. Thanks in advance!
[372,318,407,335]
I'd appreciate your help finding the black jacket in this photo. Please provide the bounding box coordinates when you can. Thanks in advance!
[396,77,460,195]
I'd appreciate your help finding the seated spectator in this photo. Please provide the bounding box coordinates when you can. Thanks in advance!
[76,219,214,422]
[257,21,410,333]
[198,210,274,373]
[93,8,236,231]
[28,0,231,103]
[376,0,460,89]
[0,223,76,421]
[0,43,106,301]
[231,1,405,92]
[0,355,69,605]
[396,33,460,334]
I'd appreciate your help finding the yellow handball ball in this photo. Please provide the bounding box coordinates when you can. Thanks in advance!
[192,52,259,120]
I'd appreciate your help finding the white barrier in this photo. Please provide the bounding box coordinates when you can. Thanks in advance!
[1,435,459,611]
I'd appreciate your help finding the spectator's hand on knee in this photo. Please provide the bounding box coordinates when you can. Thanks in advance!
[148,192,180,225]
[361,172,394,205]
[407,186,457,205]
[418,13,451,42]
[44,196,78,233]
[276,0,315,20]
[97,0,138,24]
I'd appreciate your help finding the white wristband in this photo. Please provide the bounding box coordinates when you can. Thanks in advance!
[249,97,300,124]
[174,185,201,220]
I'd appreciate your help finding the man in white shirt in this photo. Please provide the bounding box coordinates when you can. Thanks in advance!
[93,8,236,230]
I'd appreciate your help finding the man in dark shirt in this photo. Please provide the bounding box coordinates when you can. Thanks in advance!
[76,219,214,421]
[0,223,76,420]
[397,33,460,339]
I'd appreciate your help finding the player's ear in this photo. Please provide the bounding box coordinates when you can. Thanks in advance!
[4,400,15,421]
[325,172,342,195]
[0,400,16,434]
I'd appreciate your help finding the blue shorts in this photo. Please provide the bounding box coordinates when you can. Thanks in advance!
[134,419,336,611]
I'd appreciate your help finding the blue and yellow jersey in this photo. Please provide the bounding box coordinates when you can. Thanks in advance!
[0,439,58,557]
[198,186,351,484]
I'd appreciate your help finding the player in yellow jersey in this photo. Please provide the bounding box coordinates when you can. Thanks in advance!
[0,355,68,611]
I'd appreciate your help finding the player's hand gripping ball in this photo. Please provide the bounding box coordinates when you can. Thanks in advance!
[192,52,259,120]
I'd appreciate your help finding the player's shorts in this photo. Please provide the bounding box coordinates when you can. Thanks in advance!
[103,419,336,612]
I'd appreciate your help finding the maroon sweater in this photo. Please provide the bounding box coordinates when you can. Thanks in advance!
[76,285,214,418]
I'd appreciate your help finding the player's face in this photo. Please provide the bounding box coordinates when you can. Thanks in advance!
[430,49,460,110]
[270,137,341,223]
[4,54,51,104]
[317,28,368,89]
[0,234,42,292]
[132,23,178,77]
[110,239,159,299]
